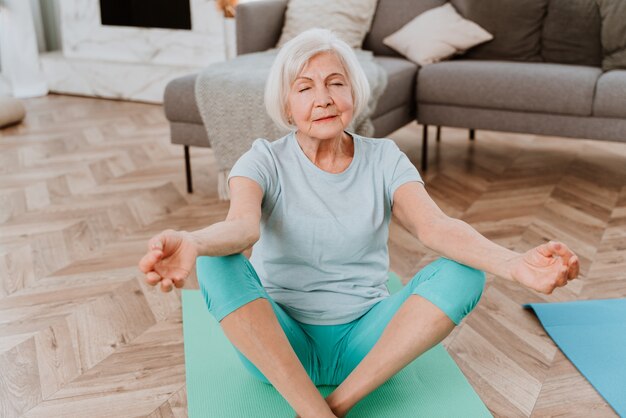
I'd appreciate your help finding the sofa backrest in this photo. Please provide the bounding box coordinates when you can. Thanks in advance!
[451,0,548,62]
[363,0,603,68]
[540,0,602,67]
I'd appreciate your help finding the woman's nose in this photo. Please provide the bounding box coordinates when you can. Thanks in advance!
[314,86,332,106]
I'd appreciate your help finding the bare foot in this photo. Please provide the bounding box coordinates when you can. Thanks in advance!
[293,397,346,417]
[327,398,350,417]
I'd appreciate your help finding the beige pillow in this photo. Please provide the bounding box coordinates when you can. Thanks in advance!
[0,96,26,129]
[382,3,493,66]
[276,0,378,49]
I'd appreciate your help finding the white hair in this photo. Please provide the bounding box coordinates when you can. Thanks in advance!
[264,28,371,132]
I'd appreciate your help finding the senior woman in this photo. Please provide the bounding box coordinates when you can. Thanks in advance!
[138,28,580,418]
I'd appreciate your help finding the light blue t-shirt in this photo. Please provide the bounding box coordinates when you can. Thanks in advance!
[228,130,424,325]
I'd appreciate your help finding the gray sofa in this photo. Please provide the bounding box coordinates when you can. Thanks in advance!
[164,0,626,193]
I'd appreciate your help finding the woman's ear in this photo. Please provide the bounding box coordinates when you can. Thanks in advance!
[285,106,292,125]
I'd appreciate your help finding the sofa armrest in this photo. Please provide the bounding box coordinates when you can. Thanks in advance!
[236,0,287,55]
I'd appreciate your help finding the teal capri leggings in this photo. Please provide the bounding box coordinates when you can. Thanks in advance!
[196,253,486,386]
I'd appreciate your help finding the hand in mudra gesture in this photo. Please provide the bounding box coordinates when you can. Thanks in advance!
[138,229,198,292]
[508,240,580,294]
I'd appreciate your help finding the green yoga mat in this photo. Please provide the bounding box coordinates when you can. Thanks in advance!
[182,272,492,417]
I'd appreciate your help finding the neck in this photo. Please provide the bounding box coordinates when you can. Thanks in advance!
[295,130,352,166]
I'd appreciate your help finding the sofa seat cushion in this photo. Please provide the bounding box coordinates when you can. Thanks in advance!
[593,70,626,118]
[371,56,418,117]
[164,74,203,125]
[417,60,602,116]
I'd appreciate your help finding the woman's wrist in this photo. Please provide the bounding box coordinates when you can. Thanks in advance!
[181,230,202,256]
[181,220,259,257]
[494,249,523,282]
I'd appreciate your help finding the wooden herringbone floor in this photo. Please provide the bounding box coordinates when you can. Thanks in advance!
[1,94,625,417]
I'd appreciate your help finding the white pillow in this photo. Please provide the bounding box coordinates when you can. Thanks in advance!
[382,3,493,66]
[276,0,378,49]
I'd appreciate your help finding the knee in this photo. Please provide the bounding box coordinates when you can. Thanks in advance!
[447,258,485,297]
[439,257,486,316]
[196,253,246,288]
[195,253,249,308]
[416,257,486,325]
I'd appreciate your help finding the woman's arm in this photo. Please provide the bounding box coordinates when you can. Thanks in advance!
[392,182,580,292]
[187,176,263,256]
[392,181,518,279]
[418,216,519,280]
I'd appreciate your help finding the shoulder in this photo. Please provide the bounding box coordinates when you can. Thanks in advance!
[353,131,396,149]
[354,133,401,160]
[254,131,292,149]
[248,132,291,156]
[230,133,292,192]
[240,132,291,163]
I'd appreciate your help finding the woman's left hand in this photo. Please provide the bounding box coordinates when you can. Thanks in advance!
[507,240,580,294]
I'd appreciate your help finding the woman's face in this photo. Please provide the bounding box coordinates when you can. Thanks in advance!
[286,51,354,139]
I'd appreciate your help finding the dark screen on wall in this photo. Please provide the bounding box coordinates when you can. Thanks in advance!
[99,0,192,30]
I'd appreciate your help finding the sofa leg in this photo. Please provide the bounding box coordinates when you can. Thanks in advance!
[184,145,193,194]
[436,126,441,142]
[422,124,428,172]
[469,129,475,141]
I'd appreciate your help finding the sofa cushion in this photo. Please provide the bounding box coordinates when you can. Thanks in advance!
[417,61,602,116]
[164,74,203,124]
[450,0,547,62]
[371,56,418,117]
[363,0,447,57]
[541,0,602,67]
[276,0,378,49]
[382,3,493,66]
[596,0,626,72]
[593,70,626,118]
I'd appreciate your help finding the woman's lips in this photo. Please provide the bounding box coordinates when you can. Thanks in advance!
[314,115,337,122]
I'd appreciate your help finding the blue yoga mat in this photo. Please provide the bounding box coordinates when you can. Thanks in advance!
[523,298,626,416]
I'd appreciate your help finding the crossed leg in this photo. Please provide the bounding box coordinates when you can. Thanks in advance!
[325,257,486,416]
[197,254,336,418]
[325,294,455,416]
[219,297,337,418]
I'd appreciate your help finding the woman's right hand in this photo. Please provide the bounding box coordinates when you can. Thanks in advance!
[138,229,198,292]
